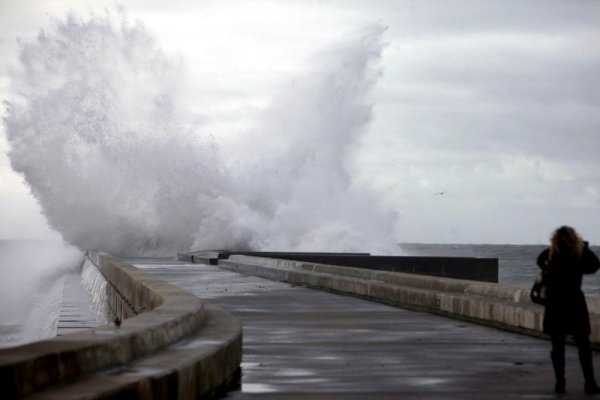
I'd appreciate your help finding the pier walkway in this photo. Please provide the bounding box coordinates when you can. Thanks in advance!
[130,258,598,399]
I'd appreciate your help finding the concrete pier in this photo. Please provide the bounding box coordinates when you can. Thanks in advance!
[135,258,599,399]
[3,253,600,398]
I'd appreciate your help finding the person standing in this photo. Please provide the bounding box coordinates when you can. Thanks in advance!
[537,226,600,394]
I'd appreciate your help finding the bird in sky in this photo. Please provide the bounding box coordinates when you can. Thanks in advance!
[434,191,445,196]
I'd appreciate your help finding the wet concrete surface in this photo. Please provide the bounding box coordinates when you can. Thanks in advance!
[56,273,105,336]
[131,260,600,399]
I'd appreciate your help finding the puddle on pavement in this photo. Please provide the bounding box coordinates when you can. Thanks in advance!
[242,383,278,393]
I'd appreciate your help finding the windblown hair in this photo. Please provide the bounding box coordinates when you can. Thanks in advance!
[549,225,585,262]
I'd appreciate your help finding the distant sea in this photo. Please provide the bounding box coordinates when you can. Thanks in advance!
[398,243,600,293]
[2,243,600,348]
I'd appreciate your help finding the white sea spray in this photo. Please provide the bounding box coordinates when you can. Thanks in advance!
[4,11,397,256]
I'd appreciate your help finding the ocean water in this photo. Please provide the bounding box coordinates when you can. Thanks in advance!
[399,243,600,293]
[0,240,81,348]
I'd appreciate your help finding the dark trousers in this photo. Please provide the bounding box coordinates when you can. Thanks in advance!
[551,333,596,384]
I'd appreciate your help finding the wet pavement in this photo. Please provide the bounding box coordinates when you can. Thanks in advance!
[131,259,600,399]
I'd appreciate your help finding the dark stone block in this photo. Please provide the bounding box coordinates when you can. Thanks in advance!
[184,251,499,283]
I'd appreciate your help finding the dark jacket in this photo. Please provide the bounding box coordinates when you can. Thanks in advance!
[537,243,600,335]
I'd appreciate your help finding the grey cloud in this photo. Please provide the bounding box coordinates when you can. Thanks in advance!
[374,0,600,36]
[373,24,600,164]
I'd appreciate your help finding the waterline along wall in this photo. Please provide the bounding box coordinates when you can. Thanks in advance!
[0,252,241,398]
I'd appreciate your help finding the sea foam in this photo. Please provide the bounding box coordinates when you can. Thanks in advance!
[4,11,397,256]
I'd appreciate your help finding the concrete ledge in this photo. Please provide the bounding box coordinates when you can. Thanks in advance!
[28,305,242,400]
[0,253,242,398]
[219,255,600,346]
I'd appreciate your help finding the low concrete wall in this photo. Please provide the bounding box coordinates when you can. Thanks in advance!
[0,253,242,398]
[180,251,499,283]
[264,254,498,283]
[218,255,600,347]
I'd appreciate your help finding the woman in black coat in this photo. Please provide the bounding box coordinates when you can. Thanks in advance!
[537,226,600,394]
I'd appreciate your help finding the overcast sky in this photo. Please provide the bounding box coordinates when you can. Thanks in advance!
[1,0,600,245]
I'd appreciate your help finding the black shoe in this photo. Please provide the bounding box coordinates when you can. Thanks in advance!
[585,382,600,395]
[555,379,565,394]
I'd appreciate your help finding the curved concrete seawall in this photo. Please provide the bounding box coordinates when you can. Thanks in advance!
[0,252,242,399]
[218,254,600,347]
